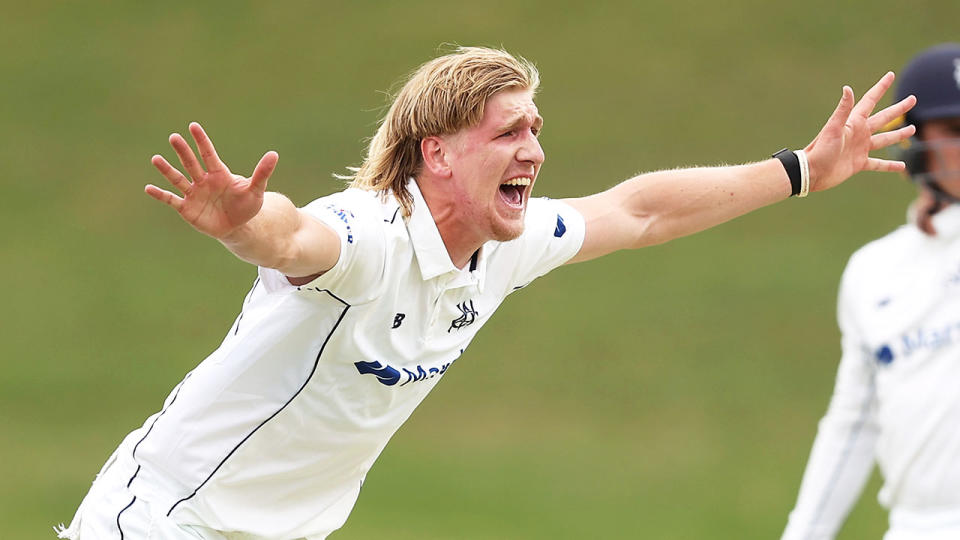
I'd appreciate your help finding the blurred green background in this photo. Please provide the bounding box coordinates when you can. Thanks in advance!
[3,1,958,538]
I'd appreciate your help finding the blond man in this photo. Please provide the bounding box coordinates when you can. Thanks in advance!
[59,47,915,540]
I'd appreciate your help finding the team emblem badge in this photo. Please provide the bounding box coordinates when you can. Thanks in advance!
[448,300,478,332]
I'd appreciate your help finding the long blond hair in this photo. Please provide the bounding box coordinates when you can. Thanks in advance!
[346,46,540,216]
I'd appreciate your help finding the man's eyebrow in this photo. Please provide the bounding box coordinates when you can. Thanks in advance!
[498,113,544,132]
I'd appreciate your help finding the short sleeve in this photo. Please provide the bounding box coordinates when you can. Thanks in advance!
[506,197,586,289]
[257,189,386,303]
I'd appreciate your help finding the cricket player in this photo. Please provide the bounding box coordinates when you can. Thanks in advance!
[59,46,915,539]
[781,43,960,540]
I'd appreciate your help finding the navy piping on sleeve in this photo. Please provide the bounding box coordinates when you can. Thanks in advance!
[166,289,351,517]
[243,277,261,304]
[233,277,261,336]
[233,313,244,336]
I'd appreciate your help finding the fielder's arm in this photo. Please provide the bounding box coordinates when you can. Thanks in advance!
[781,258,880,540]
[564,72,916,264]
[146,122,340,281]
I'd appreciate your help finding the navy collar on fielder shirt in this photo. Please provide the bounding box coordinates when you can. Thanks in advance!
[405,178,486,289]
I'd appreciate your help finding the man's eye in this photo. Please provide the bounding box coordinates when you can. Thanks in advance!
[499,130,515,138]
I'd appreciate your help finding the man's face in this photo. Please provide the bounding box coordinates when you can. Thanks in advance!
[921,116,960,198]
[441,87,545,242]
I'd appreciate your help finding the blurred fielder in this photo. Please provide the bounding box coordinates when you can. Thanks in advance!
[782,43,960,540]
[59,46,914,539]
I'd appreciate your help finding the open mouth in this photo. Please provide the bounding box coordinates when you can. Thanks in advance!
[498,177,532,208]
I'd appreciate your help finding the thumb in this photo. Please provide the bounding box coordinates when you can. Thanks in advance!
[250,151,279,192]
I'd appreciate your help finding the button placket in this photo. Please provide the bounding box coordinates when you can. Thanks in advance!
[428,278,450,329]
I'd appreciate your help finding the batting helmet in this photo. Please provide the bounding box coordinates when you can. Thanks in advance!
[893,43,960,179]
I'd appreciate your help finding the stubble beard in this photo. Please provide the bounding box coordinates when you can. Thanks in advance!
[489,213,526,242]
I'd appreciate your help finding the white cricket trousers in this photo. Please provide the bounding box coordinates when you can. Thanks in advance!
[56,443,234,540]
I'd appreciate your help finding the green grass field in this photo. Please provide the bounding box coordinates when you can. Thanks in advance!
[3,1,958,538]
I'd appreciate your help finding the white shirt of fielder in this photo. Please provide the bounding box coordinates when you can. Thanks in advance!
[60,179,585,540]
[782,204,960,540]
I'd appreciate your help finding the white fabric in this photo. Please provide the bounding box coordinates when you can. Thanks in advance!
[56,433,232,540]
[63,180,585,540]
[884,507,960,540]
[782,205,960,540]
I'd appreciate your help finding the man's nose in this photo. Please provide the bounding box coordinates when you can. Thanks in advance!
[518,136,545,166]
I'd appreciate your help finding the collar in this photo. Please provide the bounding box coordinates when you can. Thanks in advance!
[929,204,960,240]
[405,179,486,289]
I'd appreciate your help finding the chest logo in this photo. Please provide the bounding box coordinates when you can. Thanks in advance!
[355,359,457,387]
[948,260,960,286]
[449,300,478,332]
[873,317,960,368]
[875,344,894,365]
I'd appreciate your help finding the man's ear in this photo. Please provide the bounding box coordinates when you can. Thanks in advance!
[421,136,453,178]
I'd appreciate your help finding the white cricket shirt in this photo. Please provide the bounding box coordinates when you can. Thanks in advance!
[782,204,960,540]
[116,179,585,539]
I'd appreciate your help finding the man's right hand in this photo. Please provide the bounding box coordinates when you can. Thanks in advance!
[145,122,279,240]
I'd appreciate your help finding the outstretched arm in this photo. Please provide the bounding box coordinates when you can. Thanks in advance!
[146,122,340,279]
[564,72,917,264]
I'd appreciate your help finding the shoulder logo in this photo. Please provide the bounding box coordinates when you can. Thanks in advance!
[875,344,894,365]
[324,205,355,244]
[554,214,566,238]
[448,300,478,332]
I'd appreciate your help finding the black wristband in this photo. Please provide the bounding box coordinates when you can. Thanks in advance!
[772,148,801,197]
